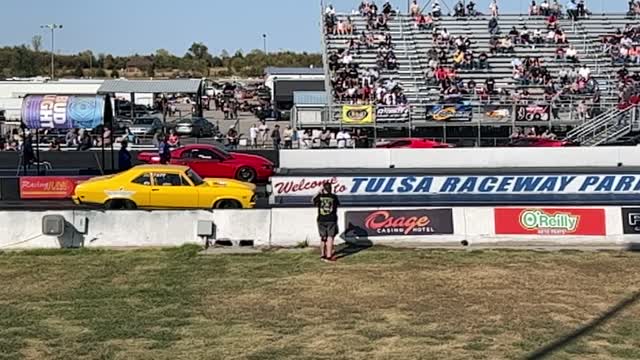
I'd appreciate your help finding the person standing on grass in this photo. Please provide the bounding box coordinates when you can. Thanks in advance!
[313,182,340,263]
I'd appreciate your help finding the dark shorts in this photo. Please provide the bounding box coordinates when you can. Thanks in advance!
[317,222,339,240]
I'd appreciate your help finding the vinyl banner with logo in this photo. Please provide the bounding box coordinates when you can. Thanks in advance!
[22,95,107,129]
[19,176,91,199]
[494,208,606,236]
[341,105,374,124]
[515,104,551,122]
[425,103,472,122]
[271,174,640,205]
[621,208,640,234]
[345,209,454,237]
[375,105,410,123]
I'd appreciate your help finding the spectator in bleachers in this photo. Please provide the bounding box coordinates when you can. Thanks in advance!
[566,45,579,63]
[432,1,442,18]
[555,46,566,61]
[382,1,395,17]
[478,52,489,70]
[533,29,544,44]
[488,16,500,36]
[454,1,465,17]
[410,0,421,17]
[546,13,558,30]
[530,1,540,16]
[566,0,578,21]
[415,13,433,30]
[467,0,478,17]
[489,0,499,18]
[554,28,568,44]
[629,1,640,17]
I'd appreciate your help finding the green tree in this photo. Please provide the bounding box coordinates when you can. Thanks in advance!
[95,68,107,77]
[73,65,84,77]
[111,69,120,78]
[31,35,43,52]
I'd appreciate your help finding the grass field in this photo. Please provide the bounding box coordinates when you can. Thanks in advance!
[1,247,639,360]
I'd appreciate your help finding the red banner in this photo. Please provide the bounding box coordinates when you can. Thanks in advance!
[20,176,91,200]
[495,208,606,236]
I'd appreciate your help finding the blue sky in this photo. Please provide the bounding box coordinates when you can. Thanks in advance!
[0,0,628,56]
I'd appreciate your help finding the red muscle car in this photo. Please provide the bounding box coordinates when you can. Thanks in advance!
[376,138,455,149]
[508,138,575,147]
[137,144,275,183]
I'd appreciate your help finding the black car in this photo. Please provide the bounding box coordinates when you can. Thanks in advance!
[174,117,217,137]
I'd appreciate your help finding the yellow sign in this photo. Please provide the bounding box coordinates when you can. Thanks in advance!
[342,105,374,124]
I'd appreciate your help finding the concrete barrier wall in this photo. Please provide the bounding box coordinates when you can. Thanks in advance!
[280,147,640,169]
[0,206,637,250]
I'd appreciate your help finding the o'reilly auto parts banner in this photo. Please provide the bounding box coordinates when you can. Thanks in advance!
[345,209,453,237]
[621,208,640,234]
[494,208,606,236]
[270,174,640,205]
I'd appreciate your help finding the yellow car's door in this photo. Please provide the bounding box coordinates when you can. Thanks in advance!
[127,172,153,207]
[149,171,199,208]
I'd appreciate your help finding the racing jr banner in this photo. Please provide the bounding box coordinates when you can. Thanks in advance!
[341,105,374,125]
[494,208,606,236]
[22,95,107,129]
[515,104,551,122]
[271,174,640,205]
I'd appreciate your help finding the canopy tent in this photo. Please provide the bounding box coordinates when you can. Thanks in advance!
[97,79,205,118]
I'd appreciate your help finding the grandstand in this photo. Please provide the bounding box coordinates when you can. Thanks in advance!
[320,2,640,146]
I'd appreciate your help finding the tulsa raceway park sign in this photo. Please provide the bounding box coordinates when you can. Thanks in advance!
[270,174,640,205]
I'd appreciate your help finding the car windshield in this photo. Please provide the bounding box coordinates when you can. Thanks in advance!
[134,118,154,125]
[178,119,193,124]
[186,169,204,186]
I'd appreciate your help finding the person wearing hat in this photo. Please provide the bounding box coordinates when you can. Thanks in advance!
[313,182,341,262]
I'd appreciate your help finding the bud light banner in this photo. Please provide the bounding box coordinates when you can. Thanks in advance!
[22,95,107,129]
[345,209,454,237]
[494,208,606,236]
[270,174,640,205]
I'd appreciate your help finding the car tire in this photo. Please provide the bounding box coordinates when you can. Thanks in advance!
[123,200,138,210]
[214,200,242,209]
[104,199,137,210]
[236,167,257,183]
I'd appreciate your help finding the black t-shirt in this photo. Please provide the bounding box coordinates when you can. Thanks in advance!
[314,193,340,223]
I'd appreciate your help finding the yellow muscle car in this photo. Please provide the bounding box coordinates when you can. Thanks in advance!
[72,165,256,210]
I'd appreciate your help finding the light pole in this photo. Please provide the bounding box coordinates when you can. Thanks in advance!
[40,24,62,79]
[262,34,267,54]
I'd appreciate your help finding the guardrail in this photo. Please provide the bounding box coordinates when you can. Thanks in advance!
[0,206,635,250]
[302,99,623,129]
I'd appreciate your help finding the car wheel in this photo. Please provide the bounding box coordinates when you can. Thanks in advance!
[236,167,256,183]
[123,200,138,210]
[104,199,137,210]
[104,199,119,210]
[214,200,242,209]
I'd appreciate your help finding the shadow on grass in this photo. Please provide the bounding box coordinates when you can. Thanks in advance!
[526,288,640,359]
[335,223,374,260]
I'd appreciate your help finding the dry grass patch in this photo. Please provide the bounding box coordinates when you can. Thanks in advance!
[0,247,638,359]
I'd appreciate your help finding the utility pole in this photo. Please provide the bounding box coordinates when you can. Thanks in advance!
[40,24,63,80]
[262,33,268,54]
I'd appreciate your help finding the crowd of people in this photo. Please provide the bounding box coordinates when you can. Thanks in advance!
[326,2,407,106]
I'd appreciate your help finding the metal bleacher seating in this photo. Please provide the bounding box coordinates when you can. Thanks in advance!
[322,7,640,146]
